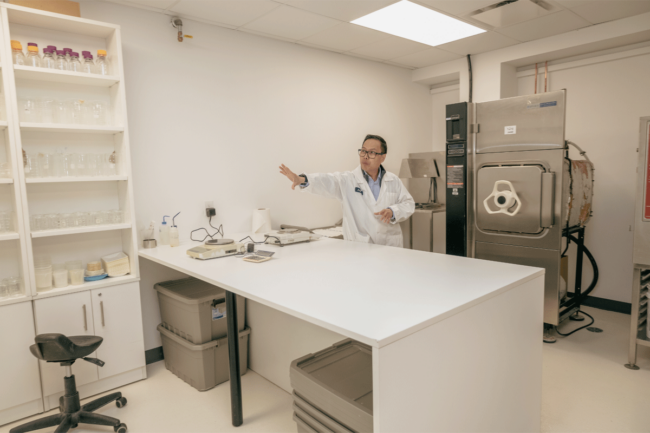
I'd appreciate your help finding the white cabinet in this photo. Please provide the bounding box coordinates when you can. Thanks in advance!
[33,291,99,396]
[91,282,145,380]
[0,302,43,425]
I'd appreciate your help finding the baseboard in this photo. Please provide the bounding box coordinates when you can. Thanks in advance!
[581,296,631,315]
[145,346,164,365]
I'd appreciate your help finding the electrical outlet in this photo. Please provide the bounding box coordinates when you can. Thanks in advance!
[205,201,216,218]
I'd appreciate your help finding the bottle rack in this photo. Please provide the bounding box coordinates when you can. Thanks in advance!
[0,3,139,306]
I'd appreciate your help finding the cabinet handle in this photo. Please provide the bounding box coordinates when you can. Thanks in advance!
[100,301,105,327]
[83,304,87,331]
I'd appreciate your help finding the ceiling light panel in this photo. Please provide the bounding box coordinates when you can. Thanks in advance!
[352,0,486,47]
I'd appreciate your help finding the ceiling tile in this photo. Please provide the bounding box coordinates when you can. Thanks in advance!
[113,0,179,10]
[169,0,280,27]
[349,35,431,60]
[495,10,591,42]
[435,31,519,55]
[242,5,341,40]
[569,1,650,24]
[390,47,462,68]
[412,0,503,16]
[275,0,400,21]
[301,23,390,51]
[553,0,595,7]
[383,60,415,69]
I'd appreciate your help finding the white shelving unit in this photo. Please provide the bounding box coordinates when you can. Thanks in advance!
[0,4,145,426]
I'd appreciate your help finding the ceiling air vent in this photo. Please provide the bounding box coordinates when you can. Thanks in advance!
[470,0,554,27]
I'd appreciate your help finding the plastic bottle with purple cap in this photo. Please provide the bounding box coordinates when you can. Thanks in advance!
[54,50,67,70]
[81,51,95,74]
[42,47,56,69]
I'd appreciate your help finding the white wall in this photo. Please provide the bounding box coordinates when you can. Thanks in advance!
[518,50,650,303]
[79,2,432,350]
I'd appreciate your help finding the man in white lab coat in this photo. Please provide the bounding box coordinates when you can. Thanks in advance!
[279,134,415,247]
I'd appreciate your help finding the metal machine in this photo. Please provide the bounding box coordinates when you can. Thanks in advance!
[626,116,650,370]
[399,152,446,253]
[187,239,246,260]
[445,90,596,329]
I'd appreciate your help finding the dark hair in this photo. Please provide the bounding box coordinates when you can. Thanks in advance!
[363,134,387,154]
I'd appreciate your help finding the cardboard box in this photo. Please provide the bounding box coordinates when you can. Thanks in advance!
[7,0,80,17]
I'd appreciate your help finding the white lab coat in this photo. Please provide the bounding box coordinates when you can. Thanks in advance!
[301,166,415,247]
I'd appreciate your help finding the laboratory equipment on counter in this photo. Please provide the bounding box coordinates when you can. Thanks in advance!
[160,215,171,245]
[264,229,319,246]
[399,151,446,252]
[626,116,650,370]
[170,212,181,247]
[444,90,597,333]
[11,40,25,65]
[187,239,246,260]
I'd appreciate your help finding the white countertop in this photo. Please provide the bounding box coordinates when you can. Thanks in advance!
[139,234,544,348]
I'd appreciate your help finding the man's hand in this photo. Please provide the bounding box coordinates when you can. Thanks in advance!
[279,164,305,190]
[375,208,393,224]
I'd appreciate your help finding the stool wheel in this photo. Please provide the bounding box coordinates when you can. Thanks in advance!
[114,422,127,432]
[116,397,127,408]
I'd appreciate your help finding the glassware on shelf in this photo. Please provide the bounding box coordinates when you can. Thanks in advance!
[50,151,65,177]
[25,152,39,178]
[0,162,11,178]
[0,280,8,299]
[54,50,67,70]
[82,53,95,74]
[46,213,59,230]
[63,48,72,63]
[42,48,57,69]
[38,152,51,177]
[6,277,21,297]
[59,213,74,229]
[68,52,82,72]
[26,43,42,68]
[67,99,86,124]
[110,210,124,224]
[72,212,87,227]
[85,153,99,176]
[96,50,110,75]
[87,100,108,125]
[11,40,26,65]
[41,98,55,123]
[53,99,68,123]
[20,98,41,122]
[0,211,13,232]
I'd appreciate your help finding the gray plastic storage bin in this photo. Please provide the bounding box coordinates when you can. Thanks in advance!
[294,413,318,433]
[158,324,249,391]
[290,339,373,433]
[155,277,245,344]
[293,393,353,433]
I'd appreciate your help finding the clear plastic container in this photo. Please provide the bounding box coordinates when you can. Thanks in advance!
[35,268,52,292]
[67,99,85,124]
[82,53,95,74]
[70,268,84,286]
[68,52,82,72]
[34,255,52,268]
[96,50,110,75]
[87,100,108,125]
[11,40,26,66]
[7,277,21,298]
[26,43,41,68]
[102,252,130,277]
[41,98,55,123]
[52,269,68,288]
[54,50,67,71]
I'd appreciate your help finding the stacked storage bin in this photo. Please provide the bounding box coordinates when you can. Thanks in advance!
[290,339,373,433]
[155,277,250,391]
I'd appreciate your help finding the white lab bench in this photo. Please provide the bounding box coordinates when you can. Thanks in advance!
[139,234,545,433]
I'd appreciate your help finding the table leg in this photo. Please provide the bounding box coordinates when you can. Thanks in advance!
[225,290,243,426]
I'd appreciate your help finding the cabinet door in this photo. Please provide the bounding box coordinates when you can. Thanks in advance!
[91,282,145,380]
[0,302,42,413]
[33,292,98,396]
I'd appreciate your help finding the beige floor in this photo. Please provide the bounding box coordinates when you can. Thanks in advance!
[2,306,649,433]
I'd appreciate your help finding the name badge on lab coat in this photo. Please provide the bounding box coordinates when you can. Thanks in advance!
[355,187,363,195]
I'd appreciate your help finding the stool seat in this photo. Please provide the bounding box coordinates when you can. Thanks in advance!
[29,334,103,363]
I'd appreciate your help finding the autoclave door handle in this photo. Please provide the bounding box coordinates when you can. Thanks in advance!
[541,172,555,228]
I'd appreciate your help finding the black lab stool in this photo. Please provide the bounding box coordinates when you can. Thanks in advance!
[10,334,128,433]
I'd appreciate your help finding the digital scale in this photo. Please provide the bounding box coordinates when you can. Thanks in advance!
[187,238,245,260]
[264,229,319,246]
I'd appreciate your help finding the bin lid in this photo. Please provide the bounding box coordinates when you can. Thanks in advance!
[292,339,373,411]
[154,277,225,305]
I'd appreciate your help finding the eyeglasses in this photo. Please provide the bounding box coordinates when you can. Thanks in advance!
[358,149,385,159]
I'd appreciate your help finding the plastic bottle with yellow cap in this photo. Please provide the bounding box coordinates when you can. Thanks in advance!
[11,40,26,66]
[25,42,42,68]
[96,49,110,75]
